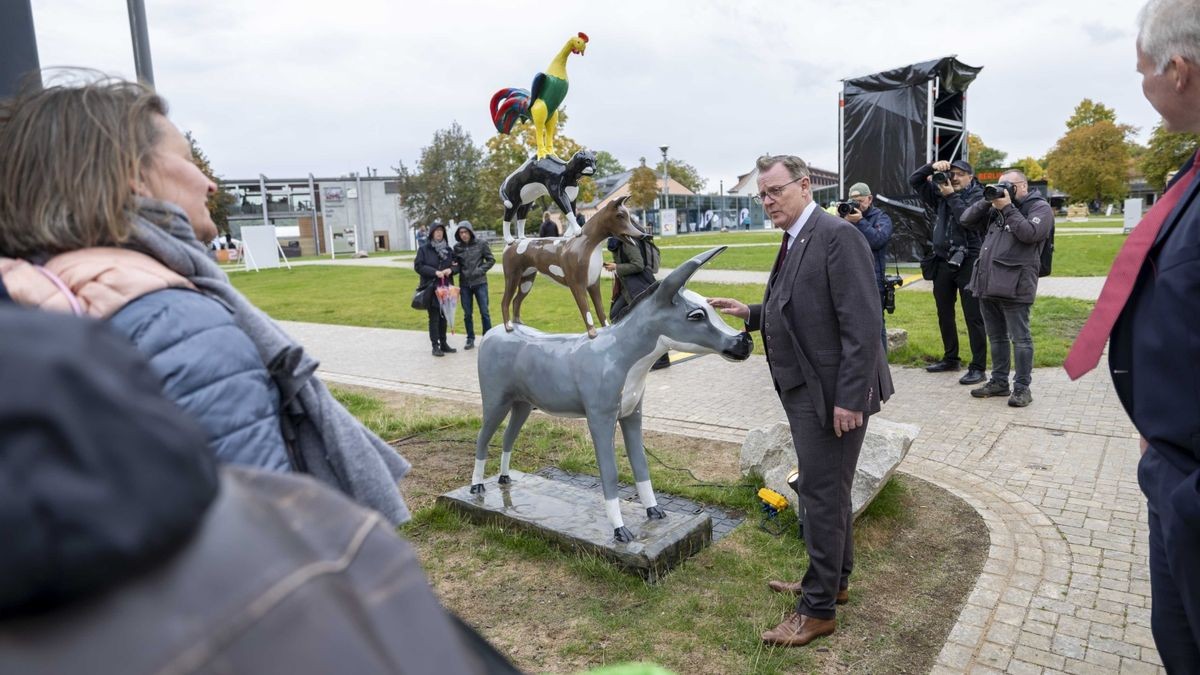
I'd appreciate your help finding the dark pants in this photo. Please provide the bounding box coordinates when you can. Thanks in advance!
[932,256,986,370]
[1138,447,1200,670]
[426,304,447,348]
[980,298,1033,388]
[779,383,867,620]
[460,283,492,340]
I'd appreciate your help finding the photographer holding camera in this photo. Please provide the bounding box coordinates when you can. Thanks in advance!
[959,170,1053,407]
[909,158,987,384]
[840,183,894,350]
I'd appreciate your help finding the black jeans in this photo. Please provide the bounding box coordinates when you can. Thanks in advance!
[980,298,1033,388]
[426,304,447,348]
[931,256,986,370]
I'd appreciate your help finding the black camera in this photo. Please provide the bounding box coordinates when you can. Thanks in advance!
[947,245,968,268]
[882,274,903,314]
[931,171,950,186]
[983,181,1015,202]
[836,201,859,217]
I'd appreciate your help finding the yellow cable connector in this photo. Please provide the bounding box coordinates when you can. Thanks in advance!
[758,487,789,513]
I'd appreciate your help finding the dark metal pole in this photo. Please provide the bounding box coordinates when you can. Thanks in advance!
[1,0,41,98]
[126,0,155,86]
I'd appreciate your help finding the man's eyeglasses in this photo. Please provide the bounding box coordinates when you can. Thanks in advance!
[753,176,805,204]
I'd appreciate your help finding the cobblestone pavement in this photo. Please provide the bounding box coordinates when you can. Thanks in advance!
[282,319,1159,673]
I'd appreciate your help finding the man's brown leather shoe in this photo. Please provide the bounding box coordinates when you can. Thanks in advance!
[766,580,849,605]
[761,612,836,647]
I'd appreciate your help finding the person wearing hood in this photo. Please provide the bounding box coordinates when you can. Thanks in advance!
[0,76,412,526]
[452,221,495,350]
[414,221,459,356]
[959,170,1054,408]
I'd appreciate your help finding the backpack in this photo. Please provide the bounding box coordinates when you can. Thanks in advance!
[638,235,661,275]
[1038,223,1055,277]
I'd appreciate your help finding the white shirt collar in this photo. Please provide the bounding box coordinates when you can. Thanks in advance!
[784,201,818,249]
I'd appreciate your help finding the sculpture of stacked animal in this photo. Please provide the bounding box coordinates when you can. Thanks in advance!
[501,196,641,338]
[490,32,588,160]
[474,247,753,542]
[499,150,595,243]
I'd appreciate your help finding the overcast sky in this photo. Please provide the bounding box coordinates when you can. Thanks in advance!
[30,0,1155,190]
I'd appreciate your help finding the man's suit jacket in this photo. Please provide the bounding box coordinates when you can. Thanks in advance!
[748,208,895,428]
[1110,150,1200,497]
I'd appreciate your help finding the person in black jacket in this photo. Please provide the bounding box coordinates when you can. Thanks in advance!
[960,170,1054,407]
[452,221,495,350]
[538,212,559,238]
[909,158,987,384]
[843,182,894,351]
[413,223,458,356]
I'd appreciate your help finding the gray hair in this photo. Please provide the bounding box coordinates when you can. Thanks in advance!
[1138,0,1200,73]
[756,155,810,182]
[1001,169,1028,183]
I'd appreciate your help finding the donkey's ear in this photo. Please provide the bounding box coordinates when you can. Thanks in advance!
[656,246,726,302]
[615,195,631,209]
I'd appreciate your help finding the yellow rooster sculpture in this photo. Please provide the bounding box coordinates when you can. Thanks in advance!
[490,32,589,160]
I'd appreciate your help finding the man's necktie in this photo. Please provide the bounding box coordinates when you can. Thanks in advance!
[1063,150,1200,380]
[769,231,790,282]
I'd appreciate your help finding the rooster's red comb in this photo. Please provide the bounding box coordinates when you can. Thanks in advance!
[578,32,589,42]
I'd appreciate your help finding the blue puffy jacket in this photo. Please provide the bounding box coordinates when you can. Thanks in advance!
[108,288,291,472]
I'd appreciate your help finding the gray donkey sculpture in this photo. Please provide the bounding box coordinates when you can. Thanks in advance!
[472,246,753,542]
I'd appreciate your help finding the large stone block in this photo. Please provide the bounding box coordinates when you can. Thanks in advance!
[739,418,919,520]
[438,470,711,579]
[886,327,908,352]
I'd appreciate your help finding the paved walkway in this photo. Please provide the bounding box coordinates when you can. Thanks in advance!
[282,319,1160,673]
[279,256,1106,301]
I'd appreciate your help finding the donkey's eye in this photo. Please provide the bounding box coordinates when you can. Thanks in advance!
[687,308,705,321]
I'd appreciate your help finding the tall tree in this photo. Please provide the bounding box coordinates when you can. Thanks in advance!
[394,122,484,228]
[475,112,595,231]
[653,158,707,193]
[1045,121,1131,203]
[592,150,625,178]
[1066,99,1119,130]
[1138,121,1200,190]
[627,159,659,223]
[967,133,1007,171]
[1012,156,1046,182]
[185,131,235,234]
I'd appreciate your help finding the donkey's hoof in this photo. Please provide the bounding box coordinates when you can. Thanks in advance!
[469,483,485,495]
[646,506,666,520]
[614,526,635,543]
[498,474,511,485]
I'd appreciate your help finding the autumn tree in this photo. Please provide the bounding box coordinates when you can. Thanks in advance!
[968,133,1007,171]
[1044,99,1139,204]
[394,122,484,228]
[653,158,707,193]
[1138,121,1200,190]
[627,158,660,224]
[186,131,235,234]
[592,150,625,178]
[475,111,596,231]
[1012,156,1046,182]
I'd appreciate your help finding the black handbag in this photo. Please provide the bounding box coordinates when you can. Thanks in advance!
[411,282,434,310]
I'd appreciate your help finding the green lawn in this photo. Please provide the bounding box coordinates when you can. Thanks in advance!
[1052,233,1125,276]
[230,266,1092,368]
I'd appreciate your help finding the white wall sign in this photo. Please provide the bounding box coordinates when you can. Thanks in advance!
[660,209,677,237]
[1124,198,1143,234]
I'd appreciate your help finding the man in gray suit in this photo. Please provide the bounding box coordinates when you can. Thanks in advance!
[710,154,894,647]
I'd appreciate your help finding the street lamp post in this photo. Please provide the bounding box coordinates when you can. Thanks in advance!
[659,145,669,234]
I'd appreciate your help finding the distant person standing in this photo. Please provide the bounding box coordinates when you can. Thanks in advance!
[452,221,495,350]
[604,219,668,370]
[538,212,559,238]
[1065,1,1200,668]
[841,183,893,351]
[414,223,458,357]
[960,171,1053,407]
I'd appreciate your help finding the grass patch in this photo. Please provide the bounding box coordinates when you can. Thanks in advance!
[1051,233,1125,276]
[230,266,1092,368]
[335,387,988,675]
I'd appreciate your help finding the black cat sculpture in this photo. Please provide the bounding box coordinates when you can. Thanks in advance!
[499,149,595,243]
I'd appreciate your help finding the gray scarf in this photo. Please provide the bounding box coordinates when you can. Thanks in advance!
[129,199,411,525]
